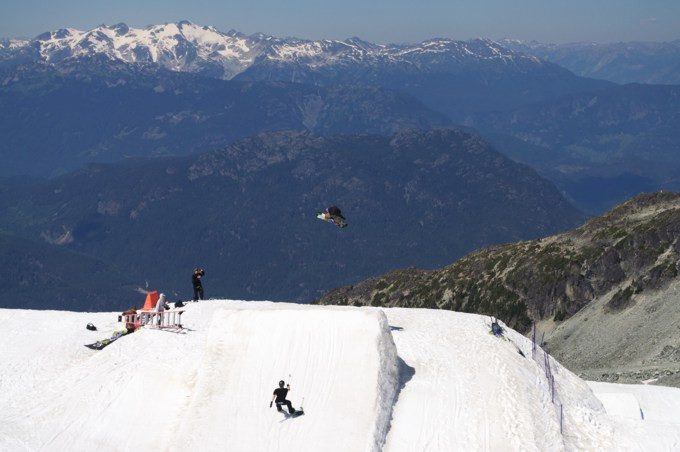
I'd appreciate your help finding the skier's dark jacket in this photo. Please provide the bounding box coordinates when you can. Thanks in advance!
[273,387,289,403]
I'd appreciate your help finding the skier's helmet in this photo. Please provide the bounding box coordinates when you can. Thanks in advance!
[279,380,285,388]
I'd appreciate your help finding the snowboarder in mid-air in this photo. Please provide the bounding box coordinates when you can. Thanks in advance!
[270,380,303,416]
[316,205,347,228]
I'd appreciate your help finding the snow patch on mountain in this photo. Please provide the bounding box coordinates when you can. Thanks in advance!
[16,21,544,79]
[34,21,264,78]
[0,39,30,50]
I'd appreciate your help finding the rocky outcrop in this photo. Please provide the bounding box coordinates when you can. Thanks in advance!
[315,192,680,333]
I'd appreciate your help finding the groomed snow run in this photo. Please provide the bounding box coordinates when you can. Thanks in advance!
[1,300,679,452]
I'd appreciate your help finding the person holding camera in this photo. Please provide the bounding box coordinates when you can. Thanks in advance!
[192,267,205,301]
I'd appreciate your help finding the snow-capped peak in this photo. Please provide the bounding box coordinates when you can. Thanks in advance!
[14,22,541,79]
[31,21,266,78]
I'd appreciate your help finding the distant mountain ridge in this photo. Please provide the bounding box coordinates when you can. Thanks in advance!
[466,83,680,213]
[1,21,614,123]
[0,129,585,310]
[501,39,680,85]
[1,21,545,79]
[0,59,451,177]
[6,22,676,217]
[0,21,616,180]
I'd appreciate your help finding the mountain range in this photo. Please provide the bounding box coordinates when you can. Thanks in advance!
[0,59,451,177]
[2,21,680,314]
[5,23,679,86]
[466,83,680,213]
[4,21,679,216]
[0,21,613,122]
[2,21,679,389]
[1,21,568,80]
[0,129,585,311]
[501,39,680,85]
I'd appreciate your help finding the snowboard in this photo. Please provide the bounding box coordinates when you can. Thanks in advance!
[316,211,347,228]
[84,328,133,350]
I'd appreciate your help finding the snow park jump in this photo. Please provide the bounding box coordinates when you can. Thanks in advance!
[173,308,399,451]
[2,301,680,451]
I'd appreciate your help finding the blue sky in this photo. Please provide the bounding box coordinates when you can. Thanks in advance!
[2,0,679,43]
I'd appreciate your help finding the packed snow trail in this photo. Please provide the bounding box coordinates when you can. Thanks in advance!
[0,304,399,452]
[381,308,619,452]
[172,307,399,452]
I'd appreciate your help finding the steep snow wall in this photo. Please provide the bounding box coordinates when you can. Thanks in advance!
[172,307,399,452]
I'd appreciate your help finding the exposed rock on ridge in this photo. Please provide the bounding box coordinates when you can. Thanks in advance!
[315,192,680,334]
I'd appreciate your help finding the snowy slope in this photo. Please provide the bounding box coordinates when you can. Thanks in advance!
[173,308,398,452]
[1,301,680,451]
[587,381,680,450]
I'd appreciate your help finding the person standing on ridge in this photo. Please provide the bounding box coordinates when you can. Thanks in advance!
[192,267,205,301]
[270,380,297,415]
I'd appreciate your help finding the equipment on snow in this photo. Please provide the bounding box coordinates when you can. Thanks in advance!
[278,407,305,418]
[86,323,97,331]
[84,328,135,350]
[294,396,305,417]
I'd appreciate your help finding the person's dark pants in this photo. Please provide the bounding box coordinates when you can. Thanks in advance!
[276,400,296,415]
[193,284,203,301]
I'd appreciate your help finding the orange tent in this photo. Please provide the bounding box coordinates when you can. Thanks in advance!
[142,291,160,311]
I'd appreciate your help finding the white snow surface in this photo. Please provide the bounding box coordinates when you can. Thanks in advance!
[1,300,679,451]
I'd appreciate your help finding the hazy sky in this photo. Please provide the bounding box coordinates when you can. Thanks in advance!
[2,0,679,43]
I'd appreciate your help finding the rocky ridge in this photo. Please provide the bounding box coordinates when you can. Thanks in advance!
[315,192,680,334]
